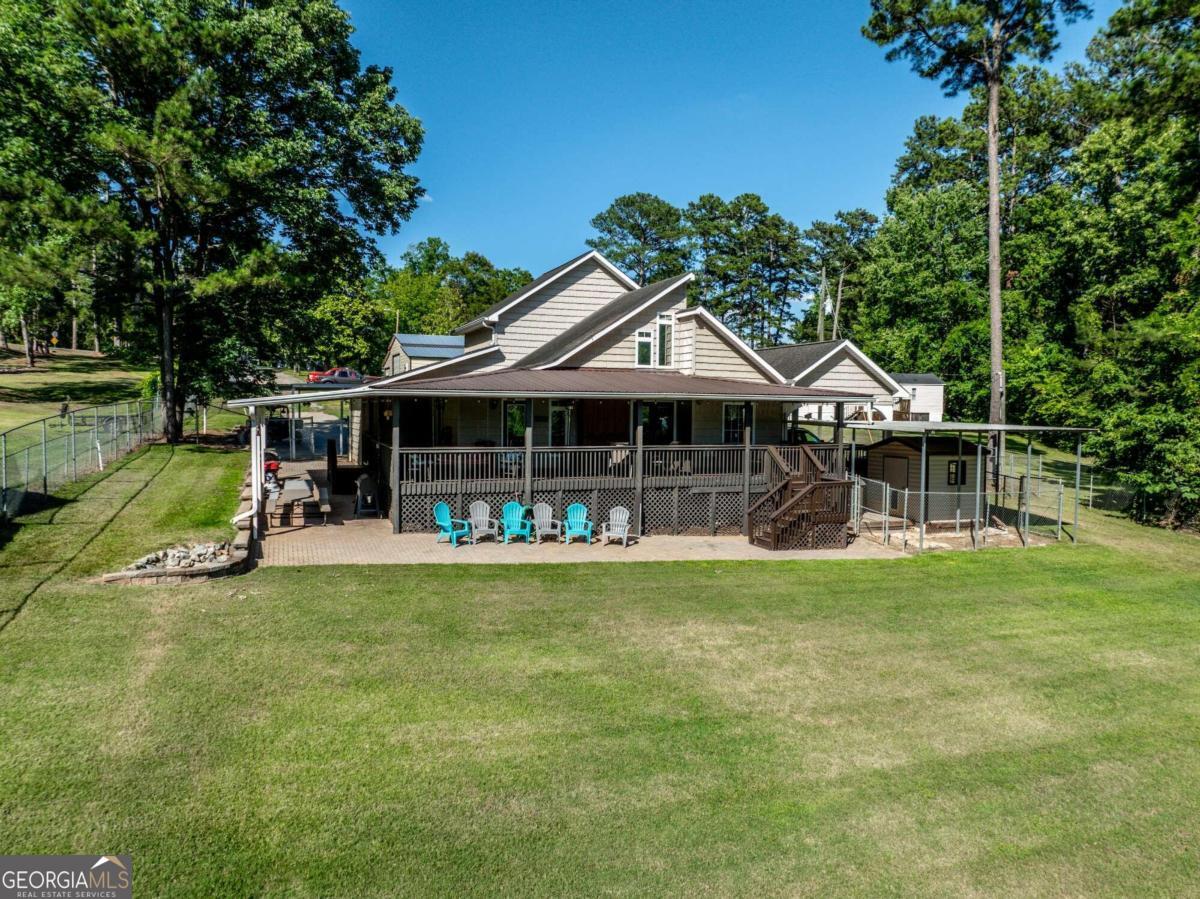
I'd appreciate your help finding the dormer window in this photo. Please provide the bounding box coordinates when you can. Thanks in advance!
[635,330,653,367]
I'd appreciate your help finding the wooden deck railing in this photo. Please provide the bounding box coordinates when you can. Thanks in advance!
[386,441,850,545]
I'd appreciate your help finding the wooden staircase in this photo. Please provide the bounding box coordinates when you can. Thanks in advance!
[747,446,853,551]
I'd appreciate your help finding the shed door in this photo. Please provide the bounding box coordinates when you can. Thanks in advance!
[883,455,908,512]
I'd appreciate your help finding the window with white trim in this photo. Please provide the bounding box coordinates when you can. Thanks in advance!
[635,330,653,367]
[657,315,673,366]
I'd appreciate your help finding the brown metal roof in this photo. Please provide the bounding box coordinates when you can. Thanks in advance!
[363,367,875,402]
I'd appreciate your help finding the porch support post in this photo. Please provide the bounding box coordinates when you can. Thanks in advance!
[741,423,751,535]
[918,431,927,552]
[523,425,533,506]
[634,423,644,535]
[390,399,401,534]
[833,401,844,451]
[1072,433,1082,544]
[974,438,983,549]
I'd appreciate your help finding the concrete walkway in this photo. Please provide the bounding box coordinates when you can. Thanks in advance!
[259,515,902,567]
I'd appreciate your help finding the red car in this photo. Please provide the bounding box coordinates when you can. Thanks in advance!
[306,366,362,384]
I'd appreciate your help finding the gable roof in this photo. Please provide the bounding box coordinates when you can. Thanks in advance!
[674,307,788,384]
[758,339,905,394]
[389,333,465,360]
[452,250,639,335]
[756,341,844,378]
[890,372,944,386]
[522,273,694,369]
[369,343,501,386]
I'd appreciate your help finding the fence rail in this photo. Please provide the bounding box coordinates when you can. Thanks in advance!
[0,398,246,519]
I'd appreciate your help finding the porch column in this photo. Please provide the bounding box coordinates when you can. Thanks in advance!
[390,399,401,534]
[634,423,644,535]
[523,425,533,506]
[249,405,260,540]
[834,401,844,448]
[918,431,927,552]
[741,424,751,535]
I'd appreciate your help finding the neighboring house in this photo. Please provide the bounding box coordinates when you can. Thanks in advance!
[382,334,465,377]
[757,339,945,424]
[890,373,944,422]
[234,250,876,548]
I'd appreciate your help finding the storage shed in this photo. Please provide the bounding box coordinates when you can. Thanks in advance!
[863,436,989,523]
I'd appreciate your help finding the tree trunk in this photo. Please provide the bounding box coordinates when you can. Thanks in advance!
[156,286,182,443]
[71,316,78,350]
[92,321,101,353]
[987,72,1005,428]
[19,315,34,367]
[0,325,7,349]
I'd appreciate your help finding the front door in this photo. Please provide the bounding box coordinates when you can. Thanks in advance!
[883,455,908,512]
[550,402,574,446]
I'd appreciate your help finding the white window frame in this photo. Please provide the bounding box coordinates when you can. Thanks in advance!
[635,329,654,367]
[657,313,675,367]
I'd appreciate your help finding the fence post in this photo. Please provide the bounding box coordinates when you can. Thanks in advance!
[92,410,99,468]
[41,418,48,493]
[203,405,207,435]
[882,484,889,545]
[111,403,117,455]
[523,426,533,507]
[741,426,751,535]
[1,432,6,517]
[70,413,77,481]
[634,424,644,535]
[902,488,909,550]
[1057,486,1064,541]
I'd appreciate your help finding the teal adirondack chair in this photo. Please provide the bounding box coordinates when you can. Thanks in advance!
[501,501,532,544]
[562,503,593,544]
[433,501,470,547]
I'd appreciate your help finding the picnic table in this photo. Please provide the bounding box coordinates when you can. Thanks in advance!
[270,477,332,526]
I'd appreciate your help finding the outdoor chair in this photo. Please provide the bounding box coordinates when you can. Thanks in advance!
[354,473,380,518]
[601,506,633,547]
[433,501,470,547]
[531,502,561,543]
[468,501,499,544]
[501,501,532,544]
[562,503,593,544]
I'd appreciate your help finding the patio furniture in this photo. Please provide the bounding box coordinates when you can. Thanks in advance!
[354,473,380,518]
[433,501,470,547]
[531,502,561,543]
[501,501,532,543]
[601,506,633,546]
[562,503,593,544]
[468,501,499,544]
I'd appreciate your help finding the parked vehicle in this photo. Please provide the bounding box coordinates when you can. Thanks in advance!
[307,367,362,384]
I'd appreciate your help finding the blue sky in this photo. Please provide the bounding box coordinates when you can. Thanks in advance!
[343,0,1122,275]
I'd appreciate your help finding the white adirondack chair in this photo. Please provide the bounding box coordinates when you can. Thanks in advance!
[468,501,499,544]
[601,506,633,547]
[531,502,561,543]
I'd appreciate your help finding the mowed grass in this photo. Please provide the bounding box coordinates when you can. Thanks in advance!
[1,446,1200,896]
[0,348,153,446]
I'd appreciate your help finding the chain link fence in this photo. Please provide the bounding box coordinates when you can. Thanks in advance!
[854,469,1067,552]
[1,399,163,518]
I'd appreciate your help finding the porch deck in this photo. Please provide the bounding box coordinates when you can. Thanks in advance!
[260,462,898,565]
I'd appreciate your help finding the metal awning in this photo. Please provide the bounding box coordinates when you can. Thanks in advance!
[845,420,1094,434]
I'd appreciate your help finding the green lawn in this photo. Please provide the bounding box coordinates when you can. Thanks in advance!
[1,445,1199,896]
[0,348,153,434]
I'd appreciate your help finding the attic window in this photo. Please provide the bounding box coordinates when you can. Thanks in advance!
[635,330,653,367]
